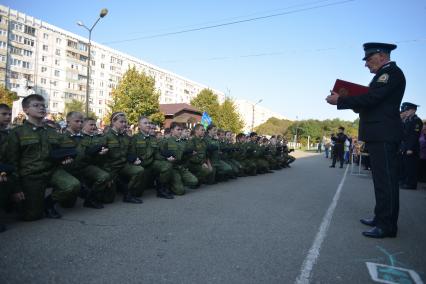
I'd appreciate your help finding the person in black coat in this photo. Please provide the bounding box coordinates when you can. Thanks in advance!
[399,102,423,189]
[330,127,348,168]
[326,42,405,238]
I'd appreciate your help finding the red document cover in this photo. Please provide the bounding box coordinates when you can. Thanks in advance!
[332,79,369,97]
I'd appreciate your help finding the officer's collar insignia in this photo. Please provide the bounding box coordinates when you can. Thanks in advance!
[377,73,389,83]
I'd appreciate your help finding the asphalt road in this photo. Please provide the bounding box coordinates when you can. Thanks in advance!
[1,151,425,284]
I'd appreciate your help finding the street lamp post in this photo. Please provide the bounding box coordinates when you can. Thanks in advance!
[77,8,108,116]
[294,116,298,149]
[251,99,263,132]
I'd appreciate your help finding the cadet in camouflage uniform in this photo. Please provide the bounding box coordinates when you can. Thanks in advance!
[0,104,13,232]
[160,122,198,195]
[81,117,115,203]
[224,131,244,176]
[247,132,271,174]
[59,112,111,209]
[129,116,174,199]
[234,133,257,176]
[205,125,233,181]
[7,94,80,221]
[100,112,144,204]
[186,124,215,185]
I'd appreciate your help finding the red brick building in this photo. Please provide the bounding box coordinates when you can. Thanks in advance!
[160,103,202,129]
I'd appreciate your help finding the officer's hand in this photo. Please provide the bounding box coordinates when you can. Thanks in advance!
[326,91,339,105]
[99,147,109,155]
[13,192,25,202]
[0,172,7,182]
[202,163,208,169]
[406,150,413,155]
[134,158,142,165]
[167,156,175,162]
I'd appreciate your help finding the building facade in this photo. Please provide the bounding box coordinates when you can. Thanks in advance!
[0,4,224,119]
[235,99,287,133]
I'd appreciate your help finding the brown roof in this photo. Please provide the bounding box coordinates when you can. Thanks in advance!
[159,103,202,116]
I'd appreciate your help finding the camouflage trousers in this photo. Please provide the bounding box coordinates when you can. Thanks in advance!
[171,166,198,195]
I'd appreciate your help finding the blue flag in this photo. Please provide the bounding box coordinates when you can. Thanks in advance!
[201,112,212,129]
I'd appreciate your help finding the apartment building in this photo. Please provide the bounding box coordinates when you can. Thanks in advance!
[0,4,224,119]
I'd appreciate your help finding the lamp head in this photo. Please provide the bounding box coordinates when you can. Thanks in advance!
[100,8,108,18]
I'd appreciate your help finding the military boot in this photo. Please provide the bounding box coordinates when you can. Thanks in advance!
[83,190,104,209]
[123,193,143,204]
[44,195,62,219]
[156,182,174,199]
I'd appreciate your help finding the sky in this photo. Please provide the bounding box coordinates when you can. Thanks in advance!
[3,0,426,121]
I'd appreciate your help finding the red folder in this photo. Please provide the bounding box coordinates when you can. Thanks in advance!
[332,79,368,97]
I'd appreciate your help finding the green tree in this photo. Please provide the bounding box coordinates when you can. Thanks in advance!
[0,84,18,107]
[216,97,244,133]
[255,117,293,136]
[190,88,220,121]
[108,67,163,126]
[64,99,97,119]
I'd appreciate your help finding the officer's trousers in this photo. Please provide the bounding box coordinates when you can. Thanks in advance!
[401,153,419,188]
[367,141,400,234]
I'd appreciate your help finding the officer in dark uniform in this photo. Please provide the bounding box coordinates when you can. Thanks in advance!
[330,126,348,168]
[399,102,423,189]
[327,42,405,238]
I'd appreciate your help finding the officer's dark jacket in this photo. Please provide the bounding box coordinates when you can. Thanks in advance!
[402,115,423,152]
[6,120,61,177]
[337,61,405,142]
[129,132,163,167]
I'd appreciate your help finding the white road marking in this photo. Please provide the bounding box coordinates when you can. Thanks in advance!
[295,165,349,284]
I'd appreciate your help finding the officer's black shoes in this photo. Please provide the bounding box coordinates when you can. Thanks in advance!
[360,218,376,227]
[0,224,6,233]
[329,165,335,168]
[339,165,344,168]
[362,227,397,238]
[83,199,104,209]
[44,195,62,219]
[400,184,417,190]
[123,194,143,204]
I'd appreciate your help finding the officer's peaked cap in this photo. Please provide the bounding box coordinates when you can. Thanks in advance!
[363,42,397,60]
[400,102,419,112]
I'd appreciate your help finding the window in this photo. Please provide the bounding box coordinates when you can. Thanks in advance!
[22,61,31,69]
[10,34,23,43]
[41,78,47,84]
[91,60,95,66]
[110,66,115,71]
[43,45,48,51]
[55,59,60,66]
[41,66,47,72]
[0,29,6,36]
[78,42,88,52]
[51,81,57,86]
[42,56,46,62]
[0,41,6,49]
[101,63,105,69]
[101,54,105,59]
[55,49,60,56]
[10,46,22,55]
[79,55,87,62]
[53,102,58,108]
[67,40,77,49]
[23,49,32,57]
[56,38,62,44]
[0,55,5,62]
[11,71,19,79]
[43,33,49,40]
[10,22,23,31]
[11,58,22,66]
[54,70,60,77]
[24,38,34,46]
[24,25,35,36]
